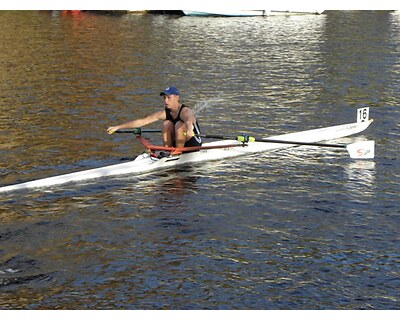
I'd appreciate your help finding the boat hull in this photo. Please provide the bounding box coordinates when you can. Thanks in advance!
[0,119,373,193]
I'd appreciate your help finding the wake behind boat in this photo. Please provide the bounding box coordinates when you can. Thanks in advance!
[0,108,374,194]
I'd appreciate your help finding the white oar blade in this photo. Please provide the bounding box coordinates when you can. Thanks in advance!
[346,140,375,159]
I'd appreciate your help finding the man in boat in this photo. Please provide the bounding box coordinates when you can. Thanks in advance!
[107,86,202,149]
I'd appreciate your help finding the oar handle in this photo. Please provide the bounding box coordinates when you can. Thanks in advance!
[115,129,162,134]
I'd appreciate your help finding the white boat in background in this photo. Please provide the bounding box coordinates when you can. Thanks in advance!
[182,9,324,17]
[0,108,373,194]
[183,10,267,17]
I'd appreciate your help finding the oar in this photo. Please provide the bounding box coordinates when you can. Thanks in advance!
[199,134,375,159]
[114,129,375,159]
[115,129,161,134]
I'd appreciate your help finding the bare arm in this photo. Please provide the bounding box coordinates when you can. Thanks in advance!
[180,108,197,137]
[107,110,166,134]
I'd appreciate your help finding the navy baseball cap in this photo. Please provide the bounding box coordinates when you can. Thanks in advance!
[160,86,180,96]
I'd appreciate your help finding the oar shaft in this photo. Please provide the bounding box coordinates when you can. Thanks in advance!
[258,138,346,149]
[199,134,346,149]
[200,134,226,140]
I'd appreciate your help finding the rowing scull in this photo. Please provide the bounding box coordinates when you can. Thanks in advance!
[0,110,374,193]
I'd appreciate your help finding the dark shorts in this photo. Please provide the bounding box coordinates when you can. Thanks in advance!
[184,136,202,148]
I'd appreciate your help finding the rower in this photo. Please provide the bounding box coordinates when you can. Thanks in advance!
[107,86,202,150]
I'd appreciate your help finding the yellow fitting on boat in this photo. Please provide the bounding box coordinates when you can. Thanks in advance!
[237,135,255,143]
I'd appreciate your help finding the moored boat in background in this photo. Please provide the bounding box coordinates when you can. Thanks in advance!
[182,9,324,17]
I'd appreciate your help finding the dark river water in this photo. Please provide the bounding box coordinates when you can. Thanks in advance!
[0,11,399,309]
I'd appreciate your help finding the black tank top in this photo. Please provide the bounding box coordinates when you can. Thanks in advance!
[165,104,201,136]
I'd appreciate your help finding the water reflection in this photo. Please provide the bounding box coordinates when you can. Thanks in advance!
[344,161,376,197]
[133,168,200,214]
[321,11,395,122]
[168,14,328,133]
[1,11,399,309]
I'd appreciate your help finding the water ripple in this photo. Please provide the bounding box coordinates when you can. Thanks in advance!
[0,11,399,309]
